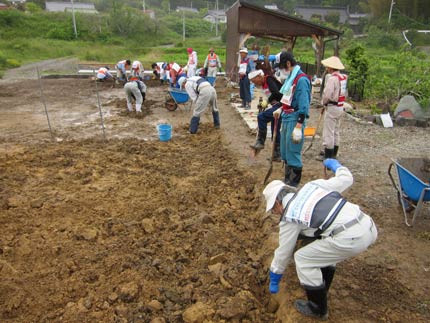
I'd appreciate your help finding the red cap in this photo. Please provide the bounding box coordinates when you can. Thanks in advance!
[187,48,193,53]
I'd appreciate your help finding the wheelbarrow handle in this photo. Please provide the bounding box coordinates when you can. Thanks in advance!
[388,162,401,195]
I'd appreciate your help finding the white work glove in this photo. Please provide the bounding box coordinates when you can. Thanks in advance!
[261,99,268,109]
[273,107,282,118]
[292,125,302,144]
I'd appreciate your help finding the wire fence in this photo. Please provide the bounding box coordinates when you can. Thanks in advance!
[0,60,117,144]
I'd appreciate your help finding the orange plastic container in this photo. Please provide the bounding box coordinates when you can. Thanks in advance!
[304,127,316,137]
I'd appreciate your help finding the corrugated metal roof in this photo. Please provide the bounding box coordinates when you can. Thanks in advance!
[225,1,343,80]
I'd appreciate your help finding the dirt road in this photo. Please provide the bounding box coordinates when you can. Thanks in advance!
[1,66,430,322]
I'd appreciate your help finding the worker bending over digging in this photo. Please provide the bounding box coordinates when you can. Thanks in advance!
[263,158,377,320]
[124,78,146,113]
[96,66,113,82]
[178,76,220,134]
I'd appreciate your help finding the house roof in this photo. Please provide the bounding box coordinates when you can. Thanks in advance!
[176,6,199,13]
[45,1,98,13]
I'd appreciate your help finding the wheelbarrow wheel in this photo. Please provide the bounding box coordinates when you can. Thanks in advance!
[397,192,414,212]
[165,100,178,111]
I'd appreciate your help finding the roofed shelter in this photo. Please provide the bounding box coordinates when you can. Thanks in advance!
[225,1,343,81]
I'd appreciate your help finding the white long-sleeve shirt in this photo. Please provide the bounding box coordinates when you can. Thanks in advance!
[270,167,362,274]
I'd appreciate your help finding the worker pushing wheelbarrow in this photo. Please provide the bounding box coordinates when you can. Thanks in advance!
[388,157,430,226]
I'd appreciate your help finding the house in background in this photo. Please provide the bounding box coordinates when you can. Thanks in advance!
[0,3,10,10]
[45,1,98,14]
[143,9,155,19]
[294,5,368,33]
[203,10,226,24]
[176,6,199,14]
[294,5,349,23]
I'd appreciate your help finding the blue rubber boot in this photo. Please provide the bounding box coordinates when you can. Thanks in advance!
[189,116,200,134]
[269,271,283,294]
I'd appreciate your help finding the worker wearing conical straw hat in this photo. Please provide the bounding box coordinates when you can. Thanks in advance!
[320,56,348,161]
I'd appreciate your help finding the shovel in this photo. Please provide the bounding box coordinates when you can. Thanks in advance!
[303,107,324,154]
[263,116,279,184]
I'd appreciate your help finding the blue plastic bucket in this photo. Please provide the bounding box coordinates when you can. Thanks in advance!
[157,124,172,142]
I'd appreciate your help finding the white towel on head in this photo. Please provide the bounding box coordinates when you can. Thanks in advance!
[248,69,264,80]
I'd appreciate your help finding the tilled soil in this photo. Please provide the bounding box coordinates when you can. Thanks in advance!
[0,67,430,323]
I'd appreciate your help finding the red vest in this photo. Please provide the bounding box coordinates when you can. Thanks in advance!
[332,72,348,108]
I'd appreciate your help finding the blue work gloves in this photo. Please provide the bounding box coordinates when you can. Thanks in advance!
[269,271,283,294]
[324,158,342,173]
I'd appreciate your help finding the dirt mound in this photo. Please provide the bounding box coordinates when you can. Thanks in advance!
[1,67,430,322]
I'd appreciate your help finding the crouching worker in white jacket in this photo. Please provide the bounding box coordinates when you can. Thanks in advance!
[263,159,378,321]
[124,79,146,113]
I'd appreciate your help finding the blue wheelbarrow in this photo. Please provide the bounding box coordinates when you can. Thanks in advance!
[165,88,191,111]
[388,157,430,226]
[205,76,216,86]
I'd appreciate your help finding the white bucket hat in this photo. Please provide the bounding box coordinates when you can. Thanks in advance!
[321,56,345,70]
[263,180,287,212]
[177,76,187,88]
[248,69,264,80]
[239,47,248,54]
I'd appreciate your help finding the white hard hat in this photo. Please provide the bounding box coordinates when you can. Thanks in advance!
[321,56,345,70]
[177,76,187,88]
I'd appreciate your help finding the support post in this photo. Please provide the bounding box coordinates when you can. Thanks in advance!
[93,70,107,142]
[36,66,54,140]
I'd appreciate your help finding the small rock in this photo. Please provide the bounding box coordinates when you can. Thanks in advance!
[147,299,163,311]
[182,302,215,323]
[30,199,44,208]
[150,318,166,323]
[118,282,140,302]
[209,253,225,265]
[108,292,118,304]
[208,263,223,275]
[141,218,155,233]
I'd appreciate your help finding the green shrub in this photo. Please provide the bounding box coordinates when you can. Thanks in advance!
[6,58,20,68]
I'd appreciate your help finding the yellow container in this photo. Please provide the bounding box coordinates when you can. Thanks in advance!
[304,127,316,137]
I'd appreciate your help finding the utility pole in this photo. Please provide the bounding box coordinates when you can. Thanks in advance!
[70,0,77,38]
[182,11,185,41]
[215,0,218,37]
[142,0,146,12]
[388,0,395,24]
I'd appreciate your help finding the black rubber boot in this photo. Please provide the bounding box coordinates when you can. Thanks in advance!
[333,145,339,158]
[189,116,200,134]
[250,129,267,151]
[284,166,292,185]
[321,266,336,292]
[290,166,302,187]
[212,111,220,129]
[324,148,335,159]
[284,166,302,187]
[294,285,328,321]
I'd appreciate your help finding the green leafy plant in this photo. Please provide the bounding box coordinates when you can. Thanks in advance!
[345,45,369,102]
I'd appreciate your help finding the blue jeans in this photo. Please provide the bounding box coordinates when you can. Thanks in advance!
[239,75,251,105]
[257,103,281,144]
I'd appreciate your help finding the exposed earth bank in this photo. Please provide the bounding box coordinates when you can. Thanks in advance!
[0,62,430,323]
